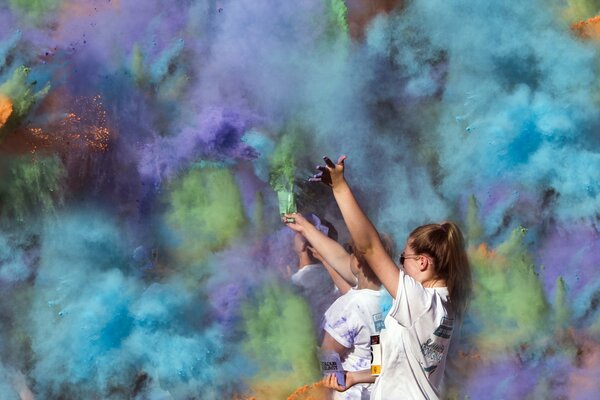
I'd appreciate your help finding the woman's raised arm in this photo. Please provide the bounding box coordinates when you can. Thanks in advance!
[284,213,356,285]
[311,156,400,298]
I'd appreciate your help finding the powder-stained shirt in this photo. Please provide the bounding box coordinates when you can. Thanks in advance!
[291,263,338,335]
[370,271,454,400]
[324,288,386,400]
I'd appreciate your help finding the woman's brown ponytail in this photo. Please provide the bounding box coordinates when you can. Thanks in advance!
[409,222,472,319]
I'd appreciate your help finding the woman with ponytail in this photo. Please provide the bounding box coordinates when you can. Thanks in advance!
[287,155,472,400]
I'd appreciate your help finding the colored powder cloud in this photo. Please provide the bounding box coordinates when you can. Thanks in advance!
[362,0,600,231]
[563,0,599,23]
[24,210,250,399]
[1,0,600,397]
[163,166,247,265]
[242,282,320,399]
[468,228,550,351]
[0,363,33,400]
[8,0,62,20]
[0,154,65,221]
[0,66,49,139]
[0,230,35,284]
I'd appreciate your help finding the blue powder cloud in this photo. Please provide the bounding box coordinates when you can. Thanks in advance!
[25,211,249,398]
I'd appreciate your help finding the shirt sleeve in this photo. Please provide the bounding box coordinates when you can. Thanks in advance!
[323,294,358,349]
[388,270,433,327]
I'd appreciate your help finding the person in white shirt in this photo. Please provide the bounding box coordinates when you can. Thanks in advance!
[286,214,395,400]
[289,214,340,338]
[290,155,472,400]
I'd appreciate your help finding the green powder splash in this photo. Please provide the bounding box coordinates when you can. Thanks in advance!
[269,132,300,216]
[130,41,188,102]
[562,0,599,23]
[0,155,65,222]
[164,166,246,265]
[469,227,550,351]
[268,133,297,193]
[0,66,50,141]
[8,0,61,20]
[242,282,320,399]
[328,0,349,37]
[130,44,148,86]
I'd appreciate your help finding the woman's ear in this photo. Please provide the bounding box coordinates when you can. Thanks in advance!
[419,256,429,272]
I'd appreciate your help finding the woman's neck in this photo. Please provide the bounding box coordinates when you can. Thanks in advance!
[422,276,447,288]
[356,273,381,291]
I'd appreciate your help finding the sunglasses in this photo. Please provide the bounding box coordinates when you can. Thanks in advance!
[399,253,421,266]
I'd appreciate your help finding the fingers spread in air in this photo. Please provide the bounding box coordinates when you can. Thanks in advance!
[323,156,336,169]
[309,171,325,182]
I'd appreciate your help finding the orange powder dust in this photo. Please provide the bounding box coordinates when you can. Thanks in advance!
[571,15,600,39]
[0,94,13,128]
[0,93,112,155]
[473,243,496,258]
[287,381,330,400]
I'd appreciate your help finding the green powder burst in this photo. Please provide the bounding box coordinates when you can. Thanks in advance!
[8,0,61,20]
[469,227,550,350]
[269,127,306,216]
[242,282,320,399]
[0,66,50,140]
[328,0,349,37]
[130,44,147,86]
[0,155,65,222]
[562,0,599,23]
[130,41,189,102]
[268,133,298,193]
[164,166,246,264]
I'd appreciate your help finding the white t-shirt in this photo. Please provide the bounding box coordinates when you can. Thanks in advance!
[291,263,338,334]
[324,288,387,400]
[370,271,454,400]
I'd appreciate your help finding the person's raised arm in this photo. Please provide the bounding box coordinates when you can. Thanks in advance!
[284,213,356,285]
[311,155,400,298]
[311,247,354,294]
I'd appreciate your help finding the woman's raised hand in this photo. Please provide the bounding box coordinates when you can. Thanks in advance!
[309,155,347,188]
[282,212,312,233]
